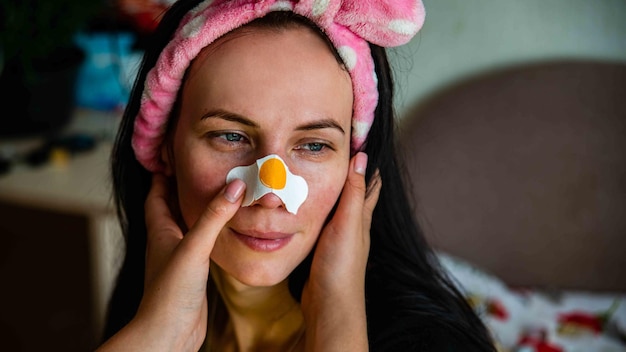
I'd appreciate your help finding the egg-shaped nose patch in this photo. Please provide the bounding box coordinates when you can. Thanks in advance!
[226,154,308,214]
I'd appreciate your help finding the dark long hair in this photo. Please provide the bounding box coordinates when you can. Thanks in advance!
[104,1,496,350]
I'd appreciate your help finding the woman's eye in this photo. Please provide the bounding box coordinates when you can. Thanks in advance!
[298,142,327,152]
[206,132,250,150]
[217,132,247,143]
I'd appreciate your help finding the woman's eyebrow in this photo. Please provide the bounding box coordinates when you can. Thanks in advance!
[200,109,259,127]
[201,109,345,135]
[296,119,345,135]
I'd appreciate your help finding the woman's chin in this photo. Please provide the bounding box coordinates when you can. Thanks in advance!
[212,261,294,290]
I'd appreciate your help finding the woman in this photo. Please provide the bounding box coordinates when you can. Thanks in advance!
[99,0,497,351]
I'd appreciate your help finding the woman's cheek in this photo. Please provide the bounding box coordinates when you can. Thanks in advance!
[302,165,347,218]
[176,163,229,229]
[311,182,342,210]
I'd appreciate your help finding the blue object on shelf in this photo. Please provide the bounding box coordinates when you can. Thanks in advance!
[74,31,142,112]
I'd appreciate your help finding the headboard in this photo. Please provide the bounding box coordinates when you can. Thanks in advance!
[399,60,626,292]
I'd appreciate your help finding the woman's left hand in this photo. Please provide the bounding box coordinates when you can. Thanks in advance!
[301,151,381,351]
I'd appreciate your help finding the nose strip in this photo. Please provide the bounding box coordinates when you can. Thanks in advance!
[226,154,309,214]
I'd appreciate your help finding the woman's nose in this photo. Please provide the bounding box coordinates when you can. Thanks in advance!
[250,192,285,209]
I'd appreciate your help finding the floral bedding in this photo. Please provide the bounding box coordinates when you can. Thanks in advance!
[437,252,626,352]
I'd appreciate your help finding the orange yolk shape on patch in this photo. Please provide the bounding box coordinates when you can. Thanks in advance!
[259,157,287,189]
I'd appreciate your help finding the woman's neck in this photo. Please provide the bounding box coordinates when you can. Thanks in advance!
[210,264,305,352]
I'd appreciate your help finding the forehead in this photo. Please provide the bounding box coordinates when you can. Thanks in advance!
[192,12,343,66]
[179,24,353,127]
[186,21,345,81]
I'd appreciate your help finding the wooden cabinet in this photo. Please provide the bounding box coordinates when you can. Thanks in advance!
[0,202,96,351]
[0,109,121,351]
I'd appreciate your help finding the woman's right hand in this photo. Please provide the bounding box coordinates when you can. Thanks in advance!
[97,173,245,352]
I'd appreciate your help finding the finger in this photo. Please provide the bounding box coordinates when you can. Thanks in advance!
[144,173,184,286]
[334,152,369,222]
[312,153,372,286]
[176,178,246,264]
[145,173,183,243]
[362,169,382,232]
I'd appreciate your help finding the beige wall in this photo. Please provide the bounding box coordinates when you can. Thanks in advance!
[390,0,626,119]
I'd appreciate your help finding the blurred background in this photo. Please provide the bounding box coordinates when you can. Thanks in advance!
[0,0,624,351]
[390,0,626,117]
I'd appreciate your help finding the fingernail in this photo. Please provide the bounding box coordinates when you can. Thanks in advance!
[225,179,245,203]
[354,152,368,175]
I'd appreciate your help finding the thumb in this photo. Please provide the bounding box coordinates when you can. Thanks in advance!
[176,179,246,264]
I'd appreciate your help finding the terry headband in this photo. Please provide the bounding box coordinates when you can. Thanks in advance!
[132,0,425,172]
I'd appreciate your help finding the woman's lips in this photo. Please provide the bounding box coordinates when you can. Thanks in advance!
[231,229,293,252]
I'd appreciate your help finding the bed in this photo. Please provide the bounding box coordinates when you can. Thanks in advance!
[399,60,626,351]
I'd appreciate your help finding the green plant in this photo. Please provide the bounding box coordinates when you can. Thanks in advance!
[1,0,104,76]
[0,0,107,137]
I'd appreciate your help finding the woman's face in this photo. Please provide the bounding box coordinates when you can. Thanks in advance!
[163,25,354,287]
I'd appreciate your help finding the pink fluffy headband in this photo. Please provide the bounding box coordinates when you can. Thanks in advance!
[132,0,425,172]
